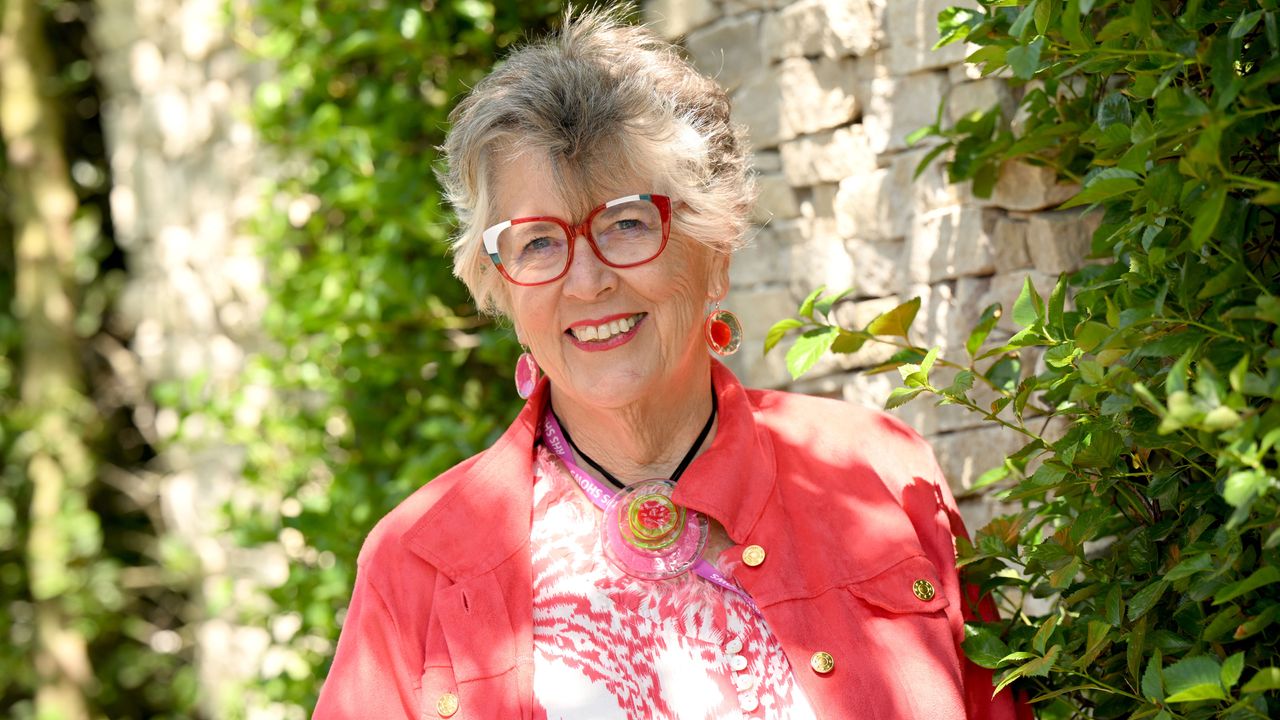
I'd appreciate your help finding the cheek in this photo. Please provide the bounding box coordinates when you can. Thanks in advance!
[507,289,552,344]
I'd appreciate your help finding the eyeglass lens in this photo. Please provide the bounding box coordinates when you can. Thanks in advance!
[497,198,665,284]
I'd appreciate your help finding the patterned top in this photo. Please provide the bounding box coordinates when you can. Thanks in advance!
[531,447,818,720]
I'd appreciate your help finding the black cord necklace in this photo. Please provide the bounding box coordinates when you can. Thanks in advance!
[552,391,718,490]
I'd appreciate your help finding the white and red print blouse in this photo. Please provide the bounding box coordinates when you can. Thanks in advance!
[530,447,819,720]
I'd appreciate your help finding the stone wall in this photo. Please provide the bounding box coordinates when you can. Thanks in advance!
[644,0,1090,531]
[90,0,276,716]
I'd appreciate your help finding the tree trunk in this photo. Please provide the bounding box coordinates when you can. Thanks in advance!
[0,0,95,717]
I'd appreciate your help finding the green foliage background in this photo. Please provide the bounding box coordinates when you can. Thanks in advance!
[772,0,1280,717]
[225,0,563,712]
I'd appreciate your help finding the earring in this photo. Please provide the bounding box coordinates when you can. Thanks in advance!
[704,304,742,356]
[515,349,540,399]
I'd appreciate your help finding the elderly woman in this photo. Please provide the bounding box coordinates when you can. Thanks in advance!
[315,8,1021,720]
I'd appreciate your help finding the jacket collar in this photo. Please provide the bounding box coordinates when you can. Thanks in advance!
[400,361,777,579]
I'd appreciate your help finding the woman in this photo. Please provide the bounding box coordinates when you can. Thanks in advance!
[315,8,1021,720]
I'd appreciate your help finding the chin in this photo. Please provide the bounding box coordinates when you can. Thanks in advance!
[564,365,662,409]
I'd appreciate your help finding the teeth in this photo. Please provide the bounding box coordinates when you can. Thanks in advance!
[573,314,641,342]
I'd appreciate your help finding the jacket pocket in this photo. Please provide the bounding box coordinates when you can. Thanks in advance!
[844,554,950,615]
[840,554,967,720]
[419,665,455,720]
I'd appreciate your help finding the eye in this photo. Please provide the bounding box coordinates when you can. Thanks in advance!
[522,235,556,253]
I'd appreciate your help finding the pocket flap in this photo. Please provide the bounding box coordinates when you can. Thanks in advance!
[845,554,950,614]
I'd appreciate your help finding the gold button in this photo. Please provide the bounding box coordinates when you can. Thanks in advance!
[913,579,936,601]
[436,692,459,718]
[741,544,766,567]
[810,651,835,674]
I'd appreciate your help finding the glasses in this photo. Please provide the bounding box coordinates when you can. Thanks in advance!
[482,194,672,286]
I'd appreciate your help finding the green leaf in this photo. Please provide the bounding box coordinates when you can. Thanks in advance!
[1241,667,1280,693]
[1060,168,1141,208]
[1021,644,1060,677]
[1165,553,1212,581]
[830,330,869,354]
[1162,655,1226,702]
[1142,650,1164,701]
[972,463,1010,490]
[993,645,1061,696]
[1221,652,1245,690]
[1012,276,1044,328]
[1097,93,1133,130]
[918,346,939,375]
[1096,14,1137,41]
[1189,186,1226,250]
[885,386,925,409]
[966,304,1002,356]
[814,287,853,316]
[965,45,1008,73]
[866,297,921,338]
[1075,620,1112,668]
[1221,469,1272,509]
[1214,566,1280,605]
[963,624,1011,669]
[1047,274,1067,334]
[798,286,826,319]
[1033,0,1052,34]
[1230,9,1263,39]
[1062,0,1087,48]
[1009,0,1039,39]
[764,318,803,355]
[785,326,839,379]
[1128,580,1169,621]
[943,370,975,399]
[905,124,937,147]
[1007,35,1046,80]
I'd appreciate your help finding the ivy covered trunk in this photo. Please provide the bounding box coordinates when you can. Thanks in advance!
[0,0,95,717]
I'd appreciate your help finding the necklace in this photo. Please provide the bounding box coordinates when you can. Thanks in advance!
[543,392,741,587]
[553,391,717,489]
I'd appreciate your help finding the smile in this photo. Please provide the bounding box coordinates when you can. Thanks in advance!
[566,313,646,351]
[568,313,645,342]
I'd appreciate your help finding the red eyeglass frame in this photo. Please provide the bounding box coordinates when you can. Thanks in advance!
[481,193,673,286]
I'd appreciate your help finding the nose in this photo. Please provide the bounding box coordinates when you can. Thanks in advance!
[560,228,616,300]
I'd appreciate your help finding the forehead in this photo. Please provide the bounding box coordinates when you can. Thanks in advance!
[489,147,658,222]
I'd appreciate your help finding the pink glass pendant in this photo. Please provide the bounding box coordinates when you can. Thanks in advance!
[602,479,708,580]
[515,352,540,399]
[704,308,742,356]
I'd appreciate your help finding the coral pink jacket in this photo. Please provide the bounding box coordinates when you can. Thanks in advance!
[314,363,1022,720]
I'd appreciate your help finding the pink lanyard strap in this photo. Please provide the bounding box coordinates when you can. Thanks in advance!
[540,409,755,606]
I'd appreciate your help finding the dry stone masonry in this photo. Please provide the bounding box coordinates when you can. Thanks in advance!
[644,0,1093,531]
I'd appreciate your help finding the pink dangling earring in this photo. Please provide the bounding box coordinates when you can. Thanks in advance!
[704,304,742,356]
[515,348,540,399]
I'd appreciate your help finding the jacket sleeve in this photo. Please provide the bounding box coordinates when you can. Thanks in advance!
[915,449,1031,720]
[313,565,420,720]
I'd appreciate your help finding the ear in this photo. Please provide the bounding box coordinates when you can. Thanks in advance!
[706,250,732,302]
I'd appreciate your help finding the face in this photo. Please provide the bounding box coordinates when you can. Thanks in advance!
[491,151,730,412]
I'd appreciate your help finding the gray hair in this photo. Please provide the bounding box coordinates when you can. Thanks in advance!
[440,5,755,316]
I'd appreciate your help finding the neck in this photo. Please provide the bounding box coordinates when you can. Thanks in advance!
[549,362,717,486]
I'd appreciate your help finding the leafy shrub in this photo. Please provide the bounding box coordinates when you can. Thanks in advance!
[771,1,1279,717]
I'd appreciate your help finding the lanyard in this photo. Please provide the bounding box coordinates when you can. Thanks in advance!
[540,409,755,606]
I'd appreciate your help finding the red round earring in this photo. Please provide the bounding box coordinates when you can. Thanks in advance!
[704,305,742,356]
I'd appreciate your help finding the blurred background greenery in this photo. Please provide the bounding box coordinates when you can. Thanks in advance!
[0,0,562,717]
